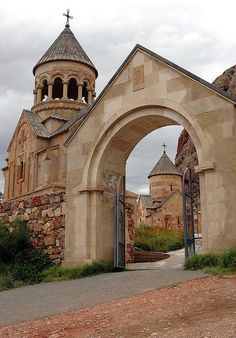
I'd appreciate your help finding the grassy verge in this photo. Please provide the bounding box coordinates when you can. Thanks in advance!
[184,247,236,276]
[0,260,115,292]
[135,224,184,252]
[41,261,114,283]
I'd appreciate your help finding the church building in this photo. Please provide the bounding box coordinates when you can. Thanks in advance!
[137,148,183,227]
[3,17,97,200]
[1,11,236,265]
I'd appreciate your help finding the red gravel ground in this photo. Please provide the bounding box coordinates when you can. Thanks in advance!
[0,276,236,338]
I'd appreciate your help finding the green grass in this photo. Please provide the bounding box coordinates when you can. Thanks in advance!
[41,261,114,282]
[0,261,115,291]
[135,224,184,252]
[184,247,236,276]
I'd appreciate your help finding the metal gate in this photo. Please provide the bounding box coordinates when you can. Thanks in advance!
[114,176,126,269]
[182,167,202,258]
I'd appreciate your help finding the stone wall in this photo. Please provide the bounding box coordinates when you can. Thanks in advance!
[0,192,65,264]
[126,202,135,263]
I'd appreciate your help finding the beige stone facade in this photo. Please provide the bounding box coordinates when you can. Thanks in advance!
[136,151,183,228]
[64,46,236,265]
[3,26,97,201]
[1,24,236,266]
[137,190,183,228]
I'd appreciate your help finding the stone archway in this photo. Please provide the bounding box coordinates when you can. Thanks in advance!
[64,47,236,266]
[80,106,205,263]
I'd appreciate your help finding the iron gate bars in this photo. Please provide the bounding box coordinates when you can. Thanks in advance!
[114,176,126,269]
[182,167,196,258]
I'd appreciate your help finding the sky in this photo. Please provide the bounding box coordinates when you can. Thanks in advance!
[1,0,236,194]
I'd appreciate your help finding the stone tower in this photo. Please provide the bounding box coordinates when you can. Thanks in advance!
[148,150,182,206]
[32,21,98,122]
[3,18,97,199]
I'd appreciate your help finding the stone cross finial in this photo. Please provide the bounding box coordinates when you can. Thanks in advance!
[162,142,167,153]
[63,9,73,27]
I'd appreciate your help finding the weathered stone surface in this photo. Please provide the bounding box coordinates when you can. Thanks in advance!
[126,203,135,263]
[0,192,65,263]
[175,65,236,207]
[44,235,56,246]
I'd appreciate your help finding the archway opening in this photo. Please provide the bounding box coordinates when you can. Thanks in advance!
[68,78,78,100]
[82,82,88,103]
[41,79,48,101]
[88,107,203,265]
[126,125,201,263]
[52,77,63,99]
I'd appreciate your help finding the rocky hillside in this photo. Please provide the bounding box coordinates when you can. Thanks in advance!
[175,65,236,204]
[213,65,236,95]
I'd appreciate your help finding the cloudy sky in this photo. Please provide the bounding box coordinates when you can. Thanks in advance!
[1,0,236,194]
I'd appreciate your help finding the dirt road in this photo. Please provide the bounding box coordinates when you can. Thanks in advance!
[1,276,235,337]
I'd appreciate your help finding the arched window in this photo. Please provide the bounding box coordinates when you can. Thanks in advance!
[41,79,48,101]
[68,78,78,100]
[82,81,88,103]
[52,77,63,99]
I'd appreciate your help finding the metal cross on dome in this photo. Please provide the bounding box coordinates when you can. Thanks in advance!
[162,142,167,153]
[63,9,73,27]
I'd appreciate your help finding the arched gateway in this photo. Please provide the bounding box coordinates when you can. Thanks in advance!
[64,45,236,265]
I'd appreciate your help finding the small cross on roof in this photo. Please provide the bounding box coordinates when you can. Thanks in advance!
[162,141,167,153]
[63,9,73,28]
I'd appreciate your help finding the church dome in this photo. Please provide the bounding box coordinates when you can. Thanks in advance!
[148,151,182,178]
[33,26,98,77]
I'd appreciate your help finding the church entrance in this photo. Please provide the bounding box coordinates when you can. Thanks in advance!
[65,106,208,265]
[64,46,236,266]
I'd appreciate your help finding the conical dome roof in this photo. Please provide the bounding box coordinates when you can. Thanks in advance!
[33,26,98,77]
[148,151,182,178]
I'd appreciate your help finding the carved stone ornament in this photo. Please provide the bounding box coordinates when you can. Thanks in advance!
[133,65,144,91]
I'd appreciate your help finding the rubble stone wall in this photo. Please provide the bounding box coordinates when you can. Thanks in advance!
[0,192,65,264]
[126,202,135,263]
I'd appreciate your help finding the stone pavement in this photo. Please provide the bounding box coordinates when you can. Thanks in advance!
[0,249,207,327]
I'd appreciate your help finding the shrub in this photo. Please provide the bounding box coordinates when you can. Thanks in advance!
[184,253,219,270]
[0,219,51,287]
[135,224,184,252]
[0,220,31,263]
[0,273,15,291]
[220,248,236,269]
[11,248,51,283]
[0,219,115,290]
[184,248,236,275]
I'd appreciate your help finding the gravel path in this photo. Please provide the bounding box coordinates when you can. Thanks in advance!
[0,249,206,327]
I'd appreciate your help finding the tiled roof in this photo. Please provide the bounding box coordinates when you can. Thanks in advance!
[24,110,49,138]
[52,105,92,137]
[139,195,154,209]
[24,106,92,139]
[126,190,138,198]
[10,109,91,143]
[33,26,98,77]
[42,113,70,122]
[148,152,182,178]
